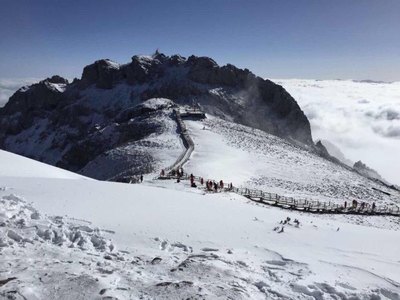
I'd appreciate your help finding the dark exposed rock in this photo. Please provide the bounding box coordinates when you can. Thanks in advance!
[81,59,121,89]
[76,53,312,145]
[314,140,354,172]
[47,75,69,84]
[319,139,354,167]
[0,76,68,138]
[1,77,67,115]
[0,277,17,287]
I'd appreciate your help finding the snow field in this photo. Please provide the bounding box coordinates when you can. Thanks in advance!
[1,115,400,299]
[1,171,400,298]
[184,116,400,208]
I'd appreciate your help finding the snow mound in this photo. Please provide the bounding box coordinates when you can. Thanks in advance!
[0,193,113,251]
[139,97,174,110]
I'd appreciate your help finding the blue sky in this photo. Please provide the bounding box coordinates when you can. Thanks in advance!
[1,0,399,81]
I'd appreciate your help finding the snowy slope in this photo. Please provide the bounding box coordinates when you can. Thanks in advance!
[0,149,87,179]
[79,98,185,181]
[1,144,400,299]
[184,116,400,207]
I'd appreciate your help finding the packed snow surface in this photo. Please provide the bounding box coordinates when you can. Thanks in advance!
[1,135,400,299]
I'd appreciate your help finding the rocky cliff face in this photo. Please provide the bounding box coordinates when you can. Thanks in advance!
[0,52,313,179]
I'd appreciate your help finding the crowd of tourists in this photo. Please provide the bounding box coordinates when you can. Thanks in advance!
[343,199,376,211]
[160,168,233,192]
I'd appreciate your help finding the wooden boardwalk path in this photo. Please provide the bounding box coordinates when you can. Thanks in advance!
[159,109,400,217]
[232,187,400,217]
[163,109,197,173]
[159,173,400,217]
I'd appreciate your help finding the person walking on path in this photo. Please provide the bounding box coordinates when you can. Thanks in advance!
[190,173,194,185]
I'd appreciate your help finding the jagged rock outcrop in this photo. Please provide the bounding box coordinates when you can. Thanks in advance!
[314,140,353,170]
[319,139,354,167]
[80,59,121,89]
[318,140,395,188]
[353,160,388,184]
[0,76,68,136]
[0,52,313,179]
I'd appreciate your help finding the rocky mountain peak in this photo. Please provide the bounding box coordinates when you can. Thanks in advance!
[0,52,315,178]
[81,59,121,89]
[187,55,218,68]
[44,75,69,85]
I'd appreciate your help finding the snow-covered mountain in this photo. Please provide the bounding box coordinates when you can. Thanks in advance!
[0,52,312,180]
[1,56,400,299]
[1,145,400,299]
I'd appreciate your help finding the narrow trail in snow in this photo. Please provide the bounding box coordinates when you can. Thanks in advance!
[163,109,196,172]
[160,109,400,217]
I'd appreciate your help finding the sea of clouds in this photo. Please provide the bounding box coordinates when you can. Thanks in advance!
[275,79,400,185]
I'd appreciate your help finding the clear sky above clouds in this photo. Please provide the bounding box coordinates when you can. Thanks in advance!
[0,0,399,81]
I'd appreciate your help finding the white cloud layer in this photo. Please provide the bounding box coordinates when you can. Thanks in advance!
[275,79,400,185]
[0,78,40,107]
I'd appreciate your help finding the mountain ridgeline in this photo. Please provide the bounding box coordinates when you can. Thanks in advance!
[0,52,313,179]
